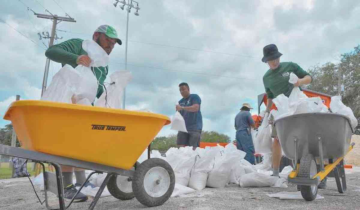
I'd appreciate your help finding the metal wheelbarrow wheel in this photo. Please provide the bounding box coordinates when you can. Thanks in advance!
[107,162,140,200]
[298,154,318,201]
[132,158,175,207]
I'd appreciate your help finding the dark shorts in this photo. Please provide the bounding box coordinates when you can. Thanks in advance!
[177,131,202,147]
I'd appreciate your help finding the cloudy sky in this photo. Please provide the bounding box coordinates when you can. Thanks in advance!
[1,0,359,139]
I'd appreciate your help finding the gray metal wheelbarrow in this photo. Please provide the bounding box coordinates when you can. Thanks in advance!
[274,113,355,201]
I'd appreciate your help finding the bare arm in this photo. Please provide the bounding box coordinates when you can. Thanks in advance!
[176,104,200,112]
[295,75,312,87]
[266,98,273,113]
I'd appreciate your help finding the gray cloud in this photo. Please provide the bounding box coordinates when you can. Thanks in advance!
[1,0,360,137]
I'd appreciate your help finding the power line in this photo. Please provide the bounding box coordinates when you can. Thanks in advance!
[0,18,46,50]
[18,0,36,14]
[51,0,72,18]
[33,0,54,16]
[55,29,257,59]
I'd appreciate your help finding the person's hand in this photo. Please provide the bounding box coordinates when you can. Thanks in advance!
[176,105,183,111]
[294,79,302,87]
[76,55,91,67]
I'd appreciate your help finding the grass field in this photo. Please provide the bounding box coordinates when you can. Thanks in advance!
[0,162,36,179]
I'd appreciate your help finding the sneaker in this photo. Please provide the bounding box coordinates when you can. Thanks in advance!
[64,184,88,202]
[75,181,96,188]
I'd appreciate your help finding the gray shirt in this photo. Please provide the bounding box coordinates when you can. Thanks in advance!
[235,111,255,131]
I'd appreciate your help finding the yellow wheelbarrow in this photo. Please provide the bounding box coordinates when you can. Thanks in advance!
[1,100,174,210]
[275,113,355,201]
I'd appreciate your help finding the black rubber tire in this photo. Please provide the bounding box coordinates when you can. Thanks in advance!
[299,154,318,201]
[334,167,344,193]
[107,162,139,200]
[132,158,175,207]
[107,174,135,200]
[340,160,347,192]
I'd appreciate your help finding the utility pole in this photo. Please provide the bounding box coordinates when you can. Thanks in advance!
[35,13,76,96]
[38,31,63,46]
[114,0,140,109]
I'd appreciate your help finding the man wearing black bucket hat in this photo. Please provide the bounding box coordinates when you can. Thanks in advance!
[262,44,312,177]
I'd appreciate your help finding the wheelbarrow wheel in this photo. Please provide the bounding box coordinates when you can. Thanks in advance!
[107,162,139,200]
[299,154,318,201]
[107,174,135,200]
[132,158,175,207]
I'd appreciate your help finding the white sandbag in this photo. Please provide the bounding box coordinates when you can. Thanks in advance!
[289,72,299,84]
[273,94,292,119]
[32,173,44,190]
[255,153,273,171]
[279,166,293,179]
[150,150,163,159]
[170,111,188,133]
[171,184,196,197]
[229,162,246,184]
[288,87,308,110]
[188,171,208,191]
[41,65,81,103]
[76,98,92,106]
[254,113,272,154]
[175,147,197,186]
[207,151,239,188]
[73,40,109,103]
[95,71,132,109]
[240,159,257,174]
[330,96,358,129]
[189,147,221,190]
[239,172,278,187]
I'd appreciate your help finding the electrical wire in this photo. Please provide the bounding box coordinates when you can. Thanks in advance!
[51,0,72,18]
[0,18,47,50]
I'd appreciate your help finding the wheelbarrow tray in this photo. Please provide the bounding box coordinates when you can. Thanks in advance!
[274,113,353,161]
[4,100,170,170]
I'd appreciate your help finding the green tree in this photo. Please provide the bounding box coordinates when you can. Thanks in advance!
[0,124,13,146]
[339,45,360,118]
[151,131,230,152]
[307,45,360,118]
[200,131,230,143]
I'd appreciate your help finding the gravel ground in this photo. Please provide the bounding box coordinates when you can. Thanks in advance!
[1,168,360,210]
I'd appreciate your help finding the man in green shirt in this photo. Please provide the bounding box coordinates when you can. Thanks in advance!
[45,25,122,202]
[262,44,312,177]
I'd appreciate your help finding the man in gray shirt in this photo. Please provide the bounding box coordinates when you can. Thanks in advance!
[235,103,255,164]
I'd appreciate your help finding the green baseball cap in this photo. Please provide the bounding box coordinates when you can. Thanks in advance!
[95,25,122,45]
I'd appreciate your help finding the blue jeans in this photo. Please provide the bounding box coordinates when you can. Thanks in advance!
[236,129,255,165]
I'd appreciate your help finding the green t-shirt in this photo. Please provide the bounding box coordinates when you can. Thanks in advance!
[263,62,310,99]
[45,38,108,98]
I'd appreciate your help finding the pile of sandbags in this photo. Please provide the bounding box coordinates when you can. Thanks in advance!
[160,143,289,197]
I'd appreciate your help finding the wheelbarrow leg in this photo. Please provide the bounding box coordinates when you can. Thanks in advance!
[339,160,347,191]
[52,163,66,210]
[89,173,113,210]
[329,159,345,194]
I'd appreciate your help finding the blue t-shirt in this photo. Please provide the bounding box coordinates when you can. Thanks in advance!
[235,111,254,131]
[179,94,203,131]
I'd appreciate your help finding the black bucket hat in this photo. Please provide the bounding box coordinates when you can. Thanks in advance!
[262,44,282,63]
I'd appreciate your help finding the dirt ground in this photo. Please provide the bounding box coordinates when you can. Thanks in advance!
[345,135,360,166]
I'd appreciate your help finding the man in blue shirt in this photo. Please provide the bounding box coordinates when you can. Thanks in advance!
[235,103,255,164]
[176,83,203,149]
